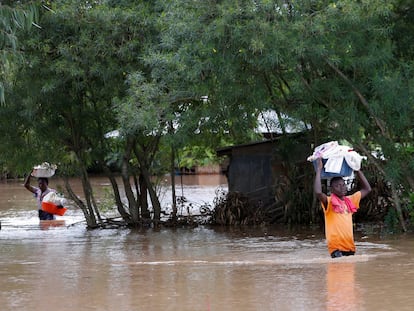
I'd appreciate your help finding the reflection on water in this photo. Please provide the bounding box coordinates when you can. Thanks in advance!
[39,220,66,230]
[1,177,414,310]
[326,262,361,311]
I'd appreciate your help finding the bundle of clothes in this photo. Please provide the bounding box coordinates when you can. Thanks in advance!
[307,141,366,178]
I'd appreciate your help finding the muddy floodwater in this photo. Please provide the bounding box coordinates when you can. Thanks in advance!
[1,175,414,311]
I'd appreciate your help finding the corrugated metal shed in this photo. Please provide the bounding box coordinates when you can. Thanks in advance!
[217,133,310,214]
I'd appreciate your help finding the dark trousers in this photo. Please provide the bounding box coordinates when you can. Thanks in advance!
[38,210,55,220]
[331,250,355,258]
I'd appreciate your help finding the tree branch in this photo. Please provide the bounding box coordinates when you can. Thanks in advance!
[325,59,388,137]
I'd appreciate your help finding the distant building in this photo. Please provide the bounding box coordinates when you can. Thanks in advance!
[216,133,311,219]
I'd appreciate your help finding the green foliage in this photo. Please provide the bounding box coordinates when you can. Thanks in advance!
[5,0,151,171]
[1,0,413,228]
[0,1,39,104]
[408,192,414,216]
[114,72,169,137]
[393,0,414,60]
[177,146,218,169]
[384,206,400,233]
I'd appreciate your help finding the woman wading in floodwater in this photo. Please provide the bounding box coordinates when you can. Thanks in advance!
[24,173,56,220]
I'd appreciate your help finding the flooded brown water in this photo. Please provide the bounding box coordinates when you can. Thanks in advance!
[1,176,414,311]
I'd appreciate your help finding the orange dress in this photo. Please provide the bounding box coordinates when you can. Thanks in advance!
[321,192,361,254]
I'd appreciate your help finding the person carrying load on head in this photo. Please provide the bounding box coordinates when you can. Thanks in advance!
[24,169,57,220]
[314,157,371,258]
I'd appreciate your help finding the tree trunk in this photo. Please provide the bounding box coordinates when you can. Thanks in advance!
[62,175,99,228]
[133,141,162,226]
[62,176,94,227]
[121,140,140,224]
[81,166,103,226]
[170,145,177,222]
[105,169,131,222]
[139,173,150,220]
[140,164,162,225]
